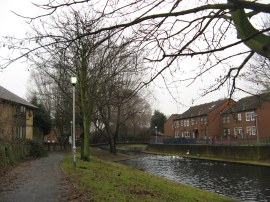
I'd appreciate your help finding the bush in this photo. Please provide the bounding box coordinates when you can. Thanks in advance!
[28,140,47,157]
[0,140,47,168]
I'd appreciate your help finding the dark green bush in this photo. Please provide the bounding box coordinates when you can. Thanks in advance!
[0,140,47,168]
[28,140,47,157]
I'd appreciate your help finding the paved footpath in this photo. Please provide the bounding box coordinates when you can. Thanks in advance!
[0,152,70,202]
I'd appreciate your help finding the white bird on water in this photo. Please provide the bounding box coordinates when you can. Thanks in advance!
[186,150,190,155]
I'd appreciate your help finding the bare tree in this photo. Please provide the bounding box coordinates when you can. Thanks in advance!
[1,0,270,98]
[17,8,147,158]
[27,69,73,146]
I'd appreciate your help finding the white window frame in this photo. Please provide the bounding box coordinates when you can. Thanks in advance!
[251,126,256,136]
[246,126,251,135]
[250,111,255,121]
[181,120,183,126]
[237,113,242,121]
[172,122,176,129]
[238,127,243,136]
[184,131,190,138]
[186,119,189,126]
[234,127,238,136]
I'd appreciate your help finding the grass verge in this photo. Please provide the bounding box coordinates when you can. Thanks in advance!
[61,148,236,201]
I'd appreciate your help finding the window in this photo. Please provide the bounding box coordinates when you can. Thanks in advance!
[246,126,251,135]
[200,117,204,124]
[181,120,183,126]
[223,128,231,136]
[191,118,194,125]
[176,121,179,128]
[246,112,251,121]
[181,132,184,138]
[175,132,180,138]
[250,112,255,121]
[251,126,257,136]
[184,131,190,138]
[223,116,226,124]
[238,127,243,136]
[237,113,242,121]
[204,117,207,124]
[20,106,26,113]
[226,116,230,123]
[183,119,189,127]
[234,127,238,136]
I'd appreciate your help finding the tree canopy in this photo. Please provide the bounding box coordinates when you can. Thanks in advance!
[30,96,52,135]
[150,110,167,133]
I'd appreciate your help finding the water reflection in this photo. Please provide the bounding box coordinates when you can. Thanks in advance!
[119,155,270,201]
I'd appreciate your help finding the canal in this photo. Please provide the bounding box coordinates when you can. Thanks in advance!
[119,154,270,201]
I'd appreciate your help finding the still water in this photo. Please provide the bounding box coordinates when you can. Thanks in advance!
[119,154,270,201]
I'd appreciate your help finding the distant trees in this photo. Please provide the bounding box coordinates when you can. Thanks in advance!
[150,110,167,134]
[30,96,52,136]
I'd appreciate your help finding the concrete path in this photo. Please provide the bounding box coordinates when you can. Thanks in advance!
[0,152,69,202]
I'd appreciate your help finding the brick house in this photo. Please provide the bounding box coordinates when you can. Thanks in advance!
[174,99,234,139]
[0,86,37,141]
[221,93,270,142]
[164,114,181,137]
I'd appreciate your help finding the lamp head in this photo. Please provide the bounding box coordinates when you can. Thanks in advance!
[71,76,77,86]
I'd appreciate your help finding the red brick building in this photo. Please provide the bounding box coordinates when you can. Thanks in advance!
[174,99,234,139]
[221,93,270,142]
[164,114,181,137]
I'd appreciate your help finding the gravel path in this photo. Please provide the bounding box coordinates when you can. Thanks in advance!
[0,152,70,202]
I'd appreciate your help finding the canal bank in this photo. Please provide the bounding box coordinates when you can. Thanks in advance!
[146,144,270,166]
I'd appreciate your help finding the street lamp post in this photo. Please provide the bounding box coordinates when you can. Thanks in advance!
[155,126,157,144]
[71,76,77,170]
[70,121,73,151]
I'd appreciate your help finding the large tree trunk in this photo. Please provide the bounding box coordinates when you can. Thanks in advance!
[108,133,117,154]
[82,116,90,161]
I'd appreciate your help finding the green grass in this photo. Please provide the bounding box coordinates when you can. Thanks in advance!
[61,148,236,201]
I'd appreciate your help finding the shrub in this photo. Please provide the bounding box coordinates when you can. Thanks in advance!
[28,140,47,157]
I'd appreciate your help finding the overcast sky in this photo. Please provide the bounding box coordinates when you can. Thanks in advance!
[0,0,251,116]
[0,0,38,100]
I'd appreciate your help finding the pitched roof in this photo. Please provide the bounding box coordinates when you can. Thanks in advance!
[168,114,181,120]
[177,99,228,119]
[0,86,37,109]
[223,93,270,113]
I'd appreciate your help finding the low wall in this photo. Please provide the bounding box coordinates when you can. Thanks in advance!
[147,144,270,161]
